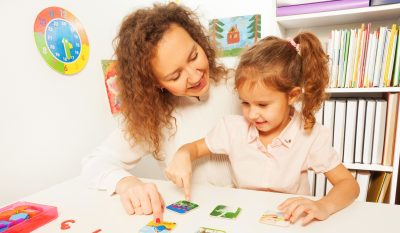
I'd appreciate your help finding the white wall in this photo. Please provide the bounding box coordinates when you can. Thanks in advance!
[0,0,279,206]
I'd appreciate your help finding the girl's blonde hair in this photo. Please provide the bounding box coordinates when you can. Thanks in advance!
[114,3,226,159]
[235,32,329,130]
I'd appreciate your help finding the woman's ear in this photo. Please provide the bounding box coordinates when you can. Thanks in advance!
[288,87,301,105]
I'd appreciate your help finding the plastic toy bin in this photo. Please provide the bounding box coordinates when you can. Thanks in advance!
[0,201,58,233]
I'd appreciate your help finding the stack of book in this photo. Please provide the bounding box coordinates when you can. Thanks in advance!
[276,0,370,17]
[327,23,400,88]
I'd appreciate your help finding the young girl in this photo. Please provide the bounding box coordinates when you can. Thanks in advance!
[165,32,360,225]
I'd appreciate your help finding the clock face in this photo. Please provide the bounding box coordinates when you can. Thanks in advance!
[34,7,89,75]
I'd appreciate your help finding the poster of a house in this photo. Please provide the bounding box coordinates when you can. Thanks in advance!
[209,14,261,57]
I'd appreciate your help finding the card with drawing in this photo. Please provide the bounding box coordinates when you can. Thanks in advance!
[138,220,176,233]
[259,210,290,227]
[166,200,199,214]
[209,205,241,220]
[196,227,226,233]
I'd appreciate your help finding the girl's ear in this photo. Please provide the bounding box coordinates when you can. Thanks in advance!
[288,87,301,105]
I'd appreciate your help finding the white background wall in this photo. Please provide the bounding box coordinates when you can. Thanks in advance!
[0,0,280,206]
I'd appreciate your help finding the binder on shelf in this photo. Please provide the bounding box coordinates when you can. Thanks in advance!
[343,99,358,163]
[315,173,326,197]
[356,171,371,202]
[362,99,376,164]
[276,0,370,17]
[325,178,333,194]
[308,170,316,196]
[371,99,387,164]
[323,100,336,146]
[333,99,346,161]
[354,99,366,163]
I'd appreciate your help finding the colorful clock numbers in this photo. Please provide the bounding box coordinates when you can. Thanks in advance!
[34,7,90,75]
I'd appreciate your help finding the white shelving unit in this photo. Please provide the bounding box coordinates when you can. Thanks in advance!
[277,3,400,204]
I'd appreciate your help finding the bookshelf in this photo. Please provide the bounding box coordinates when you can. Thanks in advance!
[276,3,400,204]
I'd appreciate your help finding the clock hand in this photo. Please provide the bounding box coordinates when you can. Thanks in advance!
[62,38,73,60]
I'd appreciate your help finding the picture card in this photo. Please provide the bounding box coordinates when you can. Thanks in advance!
[138,220,176,233]
[259,210,290,227]
[209,205,241,220]
[166,200,199,214]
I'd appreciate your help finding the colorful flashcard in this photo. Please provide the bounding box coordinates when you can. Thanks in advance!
[139,220,176,233]
[209,205,241,220]
[197,227,226,233]
[259,210,290,227]
[209,14,261,57]
[166,200,199,214]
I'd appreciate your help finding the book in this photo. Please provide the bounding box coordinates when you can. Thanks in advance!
[373,27,388,87]
[382,24,398,87]
[345,29,357,87]
[366,172,392,203]
[382,93,399,165]
[277,0,334,7]
[393,27,400,87]
[369,0,400,6]
[276,0,369,16]
[371,100,387,164]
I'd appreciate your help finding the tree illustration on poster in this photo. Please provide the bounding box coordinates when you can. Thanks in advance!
[34,7,90,75]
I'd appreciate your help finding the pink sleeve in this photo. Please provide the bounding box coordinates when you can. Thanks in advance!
[307,126,342,174]
[205,116,232,155]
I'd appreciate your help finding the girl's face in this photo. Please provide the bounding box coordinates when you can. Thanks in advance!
[238,81,299,137]
[151,24,210,97]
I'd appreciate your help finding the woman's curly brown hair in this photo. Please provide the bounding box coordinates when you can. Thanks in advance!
[235,32,329,130]
[114,3,226,159]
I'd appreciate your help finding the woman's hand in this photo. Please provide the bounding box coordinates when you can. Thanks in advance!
[116,176,164,221]
[164,149,193,200]
[278,197,330,226]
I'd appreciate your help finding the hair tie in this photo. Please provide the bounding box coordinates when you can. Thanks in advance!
[287,38,300,55]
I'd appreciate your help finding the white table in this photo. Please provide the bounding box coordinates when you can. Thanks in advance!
[10,177,400,232]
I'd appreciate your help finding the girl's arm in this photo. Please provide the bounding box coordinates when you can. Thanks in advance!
[279,164,359,225]
[318,164,360,215]
[165,138,212,200]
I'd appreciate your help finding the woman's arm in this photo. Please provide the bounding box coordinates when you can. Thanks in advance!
[165,138,211,200]
[81,128,164,221]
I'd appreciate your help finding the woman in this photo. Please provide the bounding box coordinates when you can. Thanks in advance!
[81,3,241,221]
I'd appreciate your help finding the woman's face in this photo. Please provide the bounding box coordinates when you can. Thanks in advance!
[151,24,210,97]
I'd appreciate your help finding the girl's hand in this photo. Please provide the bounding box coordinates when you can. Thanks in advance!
[278,197,330,226]
[164,149,193,200]
[116,176,164,221]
